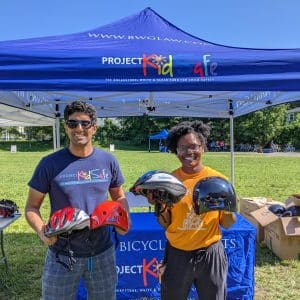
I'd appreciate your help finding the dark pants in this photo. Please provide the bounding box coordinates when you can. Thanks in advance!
[161,240,228,300]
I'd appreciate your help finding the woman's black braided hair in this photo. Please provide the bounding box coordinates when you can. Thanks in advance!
[166,120,211,154]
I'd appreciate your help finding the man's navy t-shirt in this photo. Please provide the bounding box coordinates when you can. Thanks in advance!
[28,147,125,257]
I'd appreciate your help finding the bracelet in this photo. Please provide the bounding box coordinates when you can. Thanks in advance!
[223,211,233,215]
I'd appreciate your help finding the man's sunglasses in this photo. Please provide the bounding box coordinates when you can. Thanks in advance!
[65,120,93,129]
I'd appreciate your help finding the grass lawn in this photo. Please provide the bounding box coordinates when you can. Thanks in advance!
[0,148,299,299]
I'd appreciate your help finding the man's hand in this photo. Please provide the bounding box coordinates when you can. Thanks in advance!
[39,225,57,246]
[145,190,156,205]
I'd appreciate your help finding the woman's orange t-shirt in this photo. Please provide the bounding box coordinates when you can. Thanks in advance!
[166,166,227,251]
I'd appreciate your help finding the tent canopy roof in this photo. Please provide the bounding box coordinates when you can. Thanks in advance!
[0,103,55,126]
[0,7,300,121]
[1,90,298,119]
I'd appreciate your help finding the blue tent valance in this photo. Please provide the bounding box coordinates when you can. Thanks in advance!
[0,7,300,122]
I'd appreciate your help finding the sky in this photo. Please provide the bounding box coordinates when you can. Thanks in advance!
[0,0,299,49]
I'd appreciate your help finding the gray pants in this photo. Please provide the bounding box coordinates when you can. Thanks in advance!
[42,245,117,300]
[161,240,228,300]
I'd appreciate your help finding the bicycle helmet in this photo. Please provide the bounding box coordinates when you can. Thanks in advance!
[268,204,286,216]
[193,176,237,214]
[281,205,300,217]
[130,170,187,207]
[90,201,129,232]
[44,207,90,237]
[0,199,19,217]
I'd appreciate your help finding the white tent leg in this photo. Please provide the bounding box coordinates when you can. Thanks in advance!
[230,115,235,185]
[55,117,60,149]
[52,125,57,151]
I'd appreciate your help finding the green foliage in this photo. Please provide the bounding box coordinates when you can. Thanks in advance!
[0,140,53,152]
[24,126,53,141]
[120,116,159,145]
[95,118,122,145]
[277,118,300,149]
[2,104,300,151]
[118,116,188,145]
[209,119,230,143]
[234,105,288,147]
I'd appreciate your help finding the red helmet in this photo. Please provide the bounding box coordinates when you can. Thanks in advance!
[44,207,90,237]
[90,201,129,232]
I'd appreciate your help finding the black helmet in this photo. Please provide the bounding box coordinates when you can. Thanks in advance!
[268,204,286,216]
[193,177,237,214]
[130,170,187,207]
[281,205,300,217]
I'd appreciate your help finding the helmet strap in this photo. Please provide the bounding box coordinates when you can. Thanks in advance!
[55,234,77,271]
[112,227,120,249]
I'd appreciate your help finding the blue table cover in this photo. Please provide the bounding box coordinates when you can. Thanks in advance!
[78,212,256,300]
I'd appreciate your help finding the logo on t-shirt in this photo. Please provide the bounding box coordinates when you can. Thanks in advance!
[178,210,206,231]
[59,168,110,186]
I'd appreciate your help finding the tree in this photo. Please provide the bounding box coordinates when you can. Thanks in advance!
[24,126,53,141]
[119,116,185,145]
[95,118,122,145]
[234,105,288,147]
[277,117,300,149]
[209,119,230,144]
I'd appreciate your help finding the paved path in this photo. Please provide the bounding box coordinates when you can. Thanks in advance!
[259,152,300,157]
[220,151,300,157]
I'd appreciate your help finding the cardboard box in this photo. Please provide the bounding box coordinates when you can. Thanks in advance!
[239,197,269,216]
[241,214,265,243]
[239,197,280,242]
[285,194,300,207]
[251,205,300,260]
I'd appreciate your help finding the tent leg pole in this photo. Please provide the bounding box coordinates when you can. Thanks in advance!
[230,115,235,185]
[55,117,60,149]
[52,125,56,151]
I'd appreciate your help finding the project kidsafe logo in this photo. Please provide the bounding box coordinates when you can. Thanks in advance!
[117,257,160,287]
[101,53,218,80]
[142,54,173,77]
[193,54,218,77]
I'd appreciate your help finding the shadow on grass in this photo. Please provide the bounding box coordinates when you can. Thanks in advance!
[0,229,296,299]
[0,141,151,153]
[0,232,46,300]
[0,141,54,152]
[255,242,298,267]
[256,242,281,266]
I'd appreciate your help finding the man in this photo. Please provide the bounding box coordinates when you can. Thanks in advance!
[25,100,130,300]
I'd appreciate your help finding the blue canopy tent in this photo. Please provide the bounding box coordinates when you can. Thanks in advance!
[1,7,300,92]
[148,129,168,152]
[0,7,300,181]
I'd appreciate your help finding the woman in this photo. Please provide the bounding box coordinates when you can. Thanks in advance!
[156,120,236,300]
